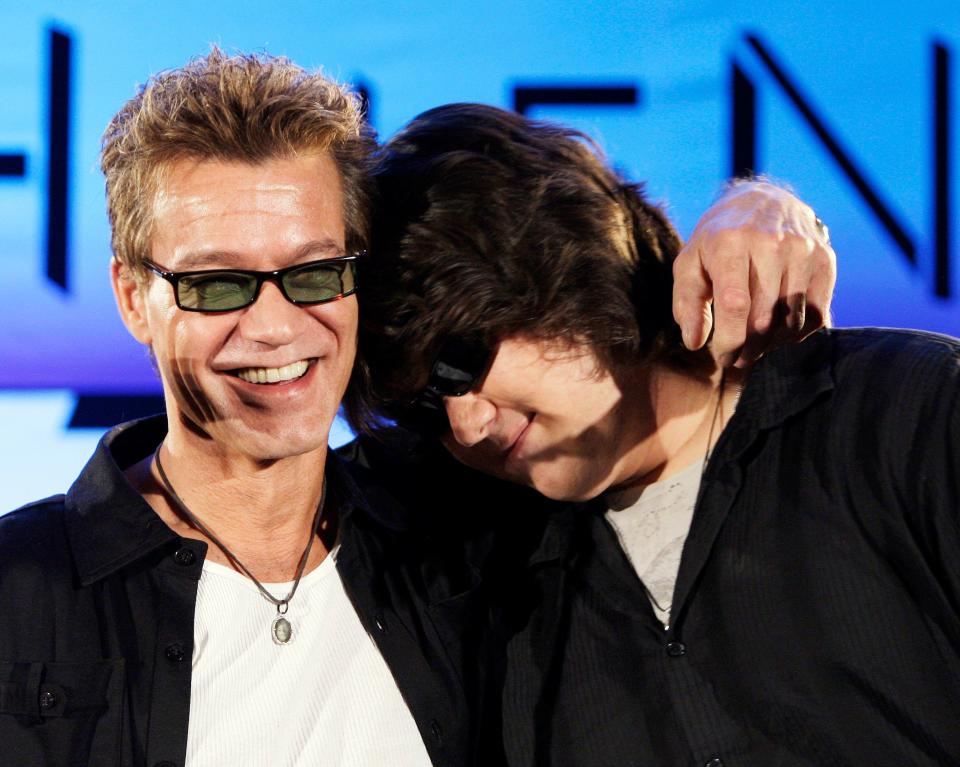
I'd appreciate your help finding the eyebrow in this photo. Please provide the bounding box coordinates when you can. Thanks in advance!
[175,239,345,270]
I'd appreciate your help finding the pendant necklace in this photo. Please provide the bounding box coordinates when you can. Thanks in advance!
[153,443,326,646]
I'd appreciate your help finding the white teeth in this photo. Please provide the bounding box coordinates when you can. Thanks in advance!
[236,359,309,385]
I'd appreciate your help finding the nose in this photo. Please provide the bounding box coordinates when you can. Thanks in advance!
[236,281,306,346]
[444,393,496,447]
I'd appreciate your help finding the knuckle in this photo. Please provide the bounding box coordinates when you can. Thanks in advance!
[816,243,838,270]
[750,311,774,335]
[708,229,744,252]
[778,232,814,257]
[716,286,751,317]
[752,229,784,250]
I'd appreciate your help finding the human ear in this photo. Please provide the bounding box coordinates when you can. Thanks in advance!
[110,259,152,345]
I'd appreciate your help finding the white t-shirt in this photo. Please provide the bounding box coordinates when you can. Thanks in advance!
[185,547,433,767]
[605,460,704,628]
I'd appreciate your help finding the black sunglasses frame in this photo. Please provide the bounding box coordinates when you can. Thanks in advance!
[396,337,493,435]
[142,253,360,313]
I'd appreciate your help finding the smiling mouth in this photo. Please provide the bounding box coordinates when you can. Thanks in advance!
[503,419,533,459]
[233,359,311,385]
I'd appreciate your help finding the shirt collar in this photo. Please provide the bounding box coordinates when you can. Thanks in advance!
[65,416,178,586]
[527,330,837,567]
[717,328,835,464]
[64,415,381,587]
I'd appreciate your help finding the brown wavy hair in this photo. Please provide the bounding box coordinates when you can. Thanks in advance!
[101,47,376,273]
[345,103,686,434]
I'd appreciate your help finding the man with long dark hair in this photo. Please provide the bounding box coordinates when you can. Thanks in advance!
[349,103,960,765]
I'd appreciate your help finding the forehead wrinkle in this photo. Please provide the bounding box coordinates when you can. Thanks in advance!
[172,251,243,270]
[171,239,344,271]
[154,174,314,219]
[150,155,347,271]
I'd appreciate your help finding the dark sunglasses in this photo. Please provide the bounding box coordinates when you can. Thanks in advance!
[142,254,359,312]
[396,337,493,434]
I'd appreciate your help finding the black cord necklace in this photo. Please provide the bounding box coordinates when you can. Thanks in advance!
[153,443,326,646]
[701,368,727,480]
[613,370,729,628]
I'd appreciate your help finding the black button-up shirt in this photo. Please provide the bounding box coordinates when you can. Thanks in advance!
[501,328,960,766]
[0,416,507,767]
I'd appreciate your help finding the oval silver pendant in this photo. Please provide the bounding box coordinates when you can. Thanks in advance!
[272,616,292,645]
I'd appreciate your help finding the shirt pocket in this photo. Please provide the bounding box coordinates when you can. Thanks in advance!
[0,658,125,767]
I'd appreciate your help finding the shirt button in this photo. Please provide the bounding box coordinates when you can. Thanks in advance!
[704,758,724,767]
[38,690,58,710]
[173,547,196,566]
[666,641,686,657]
[374,613,389,634]
[165,642,186,662]
[430,719,443,744]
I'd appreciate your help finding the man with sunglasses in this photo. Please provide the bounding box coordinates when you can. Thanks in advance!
[0,51,840,766]
[0,50,448,767]
[348,104,960,765]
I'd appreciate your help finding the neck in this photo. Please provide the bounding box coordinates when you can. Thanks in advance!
[126,428,333,582]
[608,359,744,493]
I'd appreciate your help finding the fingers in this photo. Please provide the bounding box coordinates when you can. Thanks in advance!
[733,291,805,369]
[733,249,788,367]
[760,238,834,350]
[800,242,837,336]
[672,243,713,351]
[676,180,839,368]
[732,231,814,366]
[773,238,812,336]
[730,235,834,366]
[706,243,751,366]
[798,247,837,337]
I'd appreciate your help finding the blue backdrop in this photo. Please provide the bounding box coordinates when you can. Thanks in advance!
[2,0,958,509]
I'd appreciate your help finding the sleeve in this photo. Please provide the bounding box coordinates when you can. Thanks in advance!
[908,336,960,608]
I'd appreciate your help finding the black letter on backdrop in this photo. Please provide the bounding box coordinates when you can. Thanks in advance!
[731,62,756,179]
[512,85,639,116]
[0,154,27,177]
[732,34,919,274]
[47,27,72,291]
[934,43,951,298]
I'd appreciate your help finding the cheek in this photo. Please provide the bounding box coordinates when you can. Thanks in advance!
[338,312,359,365]
[151,313,229,394]
[170,316,218,364]
[315,301,358,384]
[311,299,357,345]
[338,300,359,340]
[144,298,182,355]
